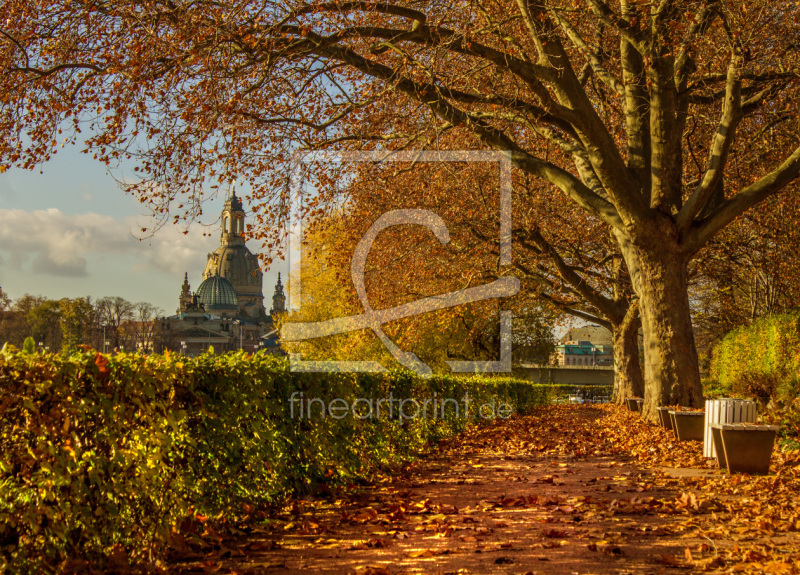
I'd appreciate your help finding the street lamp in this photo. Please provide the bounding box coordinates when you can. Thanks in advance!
[159,318,169,354]
[100,321,108,354]
[232,319,243,351]
[180,341,187,355]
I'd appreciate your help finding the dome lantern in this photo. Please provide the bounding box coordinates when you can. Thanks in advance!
[221,182,246,247]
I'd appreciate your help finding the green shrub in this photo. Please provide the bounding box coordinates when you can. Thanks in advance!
[0,347,597,572]
[731,371,782,401]
[702,378,732,399]
[710,312,800,400]
[762,400,800,447]
[777,375,800,401]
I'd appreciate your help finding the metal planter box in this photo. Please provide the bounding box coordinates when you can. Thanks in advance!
[657,406,674,431]
[669,411,705,441]
[710,423,779,475]
[626,398,643,412]
[710,425,727,469]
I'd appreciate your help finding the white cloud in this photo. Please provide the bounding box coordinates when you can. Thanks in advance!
[0,208,216,278]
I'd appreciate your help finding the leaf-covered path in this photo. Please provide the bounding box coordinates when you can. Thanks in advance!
[173,405,800,574]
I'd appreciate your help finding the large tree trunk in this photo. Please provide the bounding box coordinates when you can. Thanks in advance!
[633,243,704,421]
[611,306,644,404]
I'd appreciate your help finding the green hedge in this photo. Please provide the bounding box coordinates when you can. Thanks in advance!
[710,312,800,395]
[0,346,600,572]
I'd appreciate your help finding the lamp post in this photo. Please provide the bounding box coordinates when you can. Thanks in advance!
[100,321,108,354]
[180,341,187,356]
[232,319,243,351]
[159,319,168,353]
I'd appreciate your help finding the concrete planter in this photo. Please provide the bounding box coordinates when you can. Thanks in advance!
[626,398,643,412]
[711,423,779,475]
[669,411,705,441]
[657,406,674,431]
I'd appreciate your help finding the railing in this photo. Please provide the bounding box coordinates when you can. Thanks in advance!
[517,363,614,371]
[561,386,612,404]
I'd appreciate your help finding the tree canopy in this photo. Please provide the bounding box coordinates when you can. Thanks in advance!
[3,0,800,417]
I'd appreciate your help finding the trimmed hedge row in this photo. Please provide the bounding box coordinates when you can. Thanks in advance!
[0,346,605,572]
[710,312,800,396]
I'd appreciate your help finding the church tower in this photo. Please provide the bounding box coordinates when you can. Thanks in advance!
[202,185,267,320]
[271,273,286,316]
[220,187,246,247]
[178,272,192,312]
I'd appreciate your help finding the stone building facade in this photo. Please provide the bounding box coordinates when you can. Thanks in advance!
[157,191,286,356]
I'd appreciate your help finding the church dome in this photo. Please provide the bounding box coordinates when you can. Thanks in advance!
[204,245,262,290]
[196,274,239,312]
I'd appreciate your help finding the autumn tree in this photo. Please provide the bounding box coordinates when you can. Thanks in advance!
[287,212,558,371]
[511,307,557,366]
[0,293,161,353]
[120,302,163,352]
[26,299,62,351]
[334,160,642,399]
[59,297,96,352]
[280,219,393,365]
[0,287,21,348]
[691,192,800,364]
[0,294,44,348]
[96,296,135,350]
[0,287,10,311]
[3,1,800,417]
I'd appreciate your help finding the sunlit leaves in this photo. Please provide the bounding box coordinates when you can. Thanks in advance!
[0,346,564,571]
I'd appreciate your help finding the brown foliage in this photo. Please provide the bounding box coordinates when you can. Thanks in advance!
[732,371,783,401]
[2,0,800,403]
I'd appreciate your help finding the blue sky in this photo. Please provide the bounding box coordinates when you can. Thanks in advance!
[0,145,285,315]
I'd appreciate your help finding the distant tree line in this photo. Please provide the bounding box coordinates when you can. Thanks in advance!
[0,286,162,353]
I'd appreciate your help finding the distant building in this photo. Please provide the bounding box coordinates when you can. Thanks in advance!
[553,323,644,367]
[157,190,286,356]
[560,325,612,346]
[551,339,613,367]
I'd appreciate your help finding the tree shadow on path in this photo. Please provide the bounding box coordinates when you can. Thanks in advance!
[172,404,800,574]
